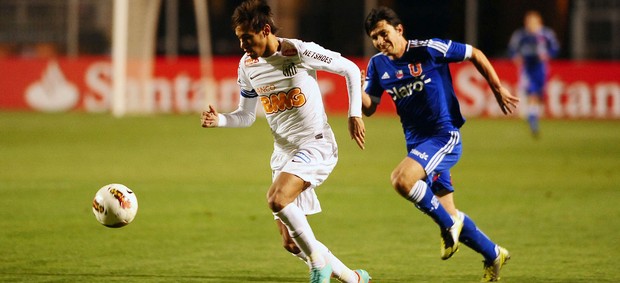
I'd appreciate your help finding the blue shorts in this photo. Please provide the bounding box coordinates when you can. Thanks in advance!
[522,65,547,96]
[407,130,462,195]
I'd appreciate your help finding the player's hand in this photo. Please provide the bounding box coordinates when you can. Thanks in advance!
[201,104,219,128]
[360,70,365,89]
[493,86,519,115]
[348,116,366,150]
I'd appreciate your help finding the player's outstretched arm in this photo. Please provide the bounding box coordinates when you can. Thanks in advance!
[469,47,520,115]
[201,96,258,128]
[201,104,219,128]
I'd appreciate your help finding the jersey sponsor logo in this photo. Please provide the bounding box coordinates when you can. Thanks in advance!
[255,84,276,95]
[386,75,431,101]
[381,72,391,79]
[302,50,333,64]
[260,87,307,114]
[244,58,259,66]
[410,148,429,160]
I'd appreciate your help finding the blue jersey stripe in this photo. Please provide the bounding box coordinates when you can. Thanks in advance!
[241,89,258,98]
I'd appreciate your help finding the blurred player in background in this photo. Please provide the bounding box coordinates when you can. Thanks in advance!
[362,6,518,282]
[509,10,560,138]
[200,1,370,282]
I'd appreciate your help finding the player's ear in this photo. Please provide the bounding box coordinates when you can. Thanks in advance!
[395,24,404,35]
[263,24,271,36]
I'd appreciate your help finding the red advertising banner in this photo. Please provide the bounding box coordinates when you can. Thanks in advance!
[1,57,618,118]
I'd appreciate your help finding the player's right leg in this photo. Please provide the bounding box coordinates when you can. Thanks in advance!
[390,157,462,260]
[525,70,545,138]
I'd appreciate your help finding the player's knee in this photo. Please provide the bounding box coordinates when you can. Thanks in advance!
[267,193,287,212]
[390,171,412,198]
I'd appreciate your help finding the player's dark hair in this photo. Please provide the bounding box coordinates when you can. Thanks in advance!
[231,0,279,34]
[365,6,402,35]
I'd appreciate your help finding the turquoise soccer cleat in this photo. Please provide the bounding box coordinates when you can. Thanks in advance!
[353,269,371,283]
[309,263,332,283]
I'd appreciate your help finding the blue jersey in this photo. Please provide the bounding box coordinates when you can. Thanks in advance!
[365,38,471,143]
[508,27,559,70]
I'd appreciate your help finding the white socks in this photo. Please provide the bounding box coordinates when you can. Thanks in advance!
[293,243,358,283]
[275,203,325,268]
[277,203,358,282]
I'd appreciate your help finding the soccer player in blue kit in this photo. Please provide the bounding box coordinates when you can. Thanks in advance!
[509,10,560,137]
[361,7,519,282]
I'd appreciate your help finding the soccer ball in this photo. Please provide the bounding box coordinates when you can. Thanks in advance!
[92,183,138,228]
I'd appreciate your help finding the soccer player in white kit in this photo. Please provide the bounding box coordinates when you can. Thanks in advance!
[200,1,370,282]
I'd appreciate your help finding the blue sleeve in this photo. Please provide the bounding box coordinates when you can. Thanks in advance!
[364,58,384,101]
[508,30,522,58]
[427,38,468,63]
[544,28,560,58]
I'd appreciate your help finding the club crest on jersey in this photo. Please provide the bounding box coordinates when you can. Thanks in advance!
[283,61,297,77]
[260,87,307,114]
[395,70,404,79]
[408,62,422,77]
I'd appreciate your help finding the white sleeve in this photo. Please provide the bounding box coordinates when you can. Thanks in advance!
[217,96,258,128]
[299,42,362,117]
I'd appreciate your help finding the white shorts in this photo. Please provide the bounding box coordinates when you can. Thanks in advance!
[271,130,338,217]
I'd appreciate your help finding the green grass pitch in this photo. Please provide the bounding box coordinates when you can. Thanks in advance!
[1,112,619,282]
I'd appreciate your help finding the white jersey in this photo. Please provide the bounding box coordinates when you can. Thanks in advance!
[220,38,362,150]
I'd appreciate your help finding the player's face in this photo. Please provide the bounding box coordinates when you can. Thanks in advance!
[524,14,543,33]
[235,25,268,59]
[369,20,406,59]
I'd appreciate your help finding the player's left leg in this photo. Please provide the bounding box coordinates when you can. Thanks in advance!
[526,94,541,137]
[433,176,510,281]
[269,173,332,282]
[436,192,498,262]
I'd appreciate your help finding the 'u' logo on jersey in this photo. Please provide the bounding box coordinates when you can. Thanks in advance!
[408,63,422,77]
[260,87,307,114]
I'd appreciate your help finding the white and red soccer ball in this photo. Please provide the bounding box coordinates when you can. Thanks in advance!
[92,184,138,228]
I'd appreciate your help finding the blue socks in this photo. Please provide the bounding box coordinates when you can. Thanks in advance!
[408,181,499,261]
[459,212,498,261]
[408,180,454,230]
[528,114,539,135]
